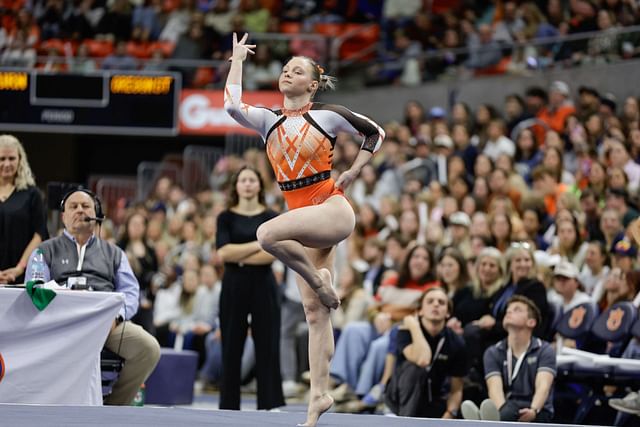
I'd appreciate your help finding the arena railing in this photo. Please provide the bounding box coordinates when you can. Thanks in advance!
[95,176,138,225]
[182,145,224,195]
[224,133,263,158]
[137,160,181,201]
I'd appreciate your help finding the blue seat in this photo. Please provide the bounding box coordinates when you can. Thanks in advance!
[557,302,639,424]
[555,302,598,377]
[555,302,598,342]
[591,301,637,357]
[144,348,199,405]
[612,316,640,378]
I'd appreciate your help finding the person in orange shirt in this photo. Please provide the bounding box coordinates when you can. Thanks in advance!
[537,81,576,135]
[532,165,567,217]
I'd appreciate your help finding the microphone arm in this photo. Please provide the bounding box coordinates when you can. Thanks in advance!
[83,217,104,223]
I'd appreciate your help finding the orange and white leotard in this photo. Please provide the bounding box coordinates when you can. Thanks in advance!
[224,84,385,210]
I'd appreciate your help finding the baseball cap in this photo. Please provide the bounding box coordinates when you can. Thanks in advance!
[613,238,638,257]
[550,81,570,96]
[553,260,579,279]
[434,134,454,149]
[449,211,471,227]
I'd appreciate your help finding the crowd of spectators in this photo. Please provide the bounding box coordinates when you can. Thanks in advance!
[366,0,640,85]
[2,1,640,421]
[18,75,633,421]
[2,0,640,87]
[0,0,376,85]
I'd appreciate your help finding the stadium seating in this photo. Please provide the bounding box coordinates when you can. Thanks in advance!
[555,302,598,345]
[556,302,640,423]
[83,39,115,58]
[339,24,380,61]
[279,22,302,34]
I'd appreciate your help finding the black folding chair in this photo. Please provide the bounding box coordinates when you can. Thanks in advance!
[101,348,124,399]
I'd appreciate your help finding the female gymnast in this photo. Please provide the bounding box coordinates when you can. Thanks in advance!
[224,33,385,426]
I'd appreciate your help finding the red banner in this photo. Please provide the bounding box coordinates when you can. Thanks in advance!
[179,89,282,135]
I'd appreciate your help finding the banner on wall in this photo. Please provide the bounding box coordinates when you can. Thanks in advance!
[179,89,282,135]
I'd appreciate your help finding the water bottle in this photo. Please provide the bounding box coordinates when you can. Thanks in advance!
[30,249,46,283]
[132,384,145,406]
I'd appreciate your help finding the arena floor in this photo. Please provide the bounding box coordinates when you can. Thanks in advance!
[1,403,610,427]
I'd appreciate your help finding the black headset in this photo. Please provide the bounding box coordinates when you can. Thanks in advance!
[60,188,105,221]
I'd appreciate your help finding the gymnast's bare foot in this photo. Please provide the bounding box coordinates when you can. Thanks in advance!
[314,268,340,309]
[297,394,334,427]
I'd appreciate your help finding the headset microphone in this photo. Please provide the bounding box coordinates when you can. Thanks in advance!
[83,217,104,223]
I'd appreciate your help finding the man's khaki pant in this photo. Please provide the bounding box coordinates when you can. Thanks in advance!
[104,321,161,405]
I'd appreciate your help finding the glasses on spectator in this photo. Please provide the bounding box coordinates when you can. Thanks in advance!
[510,241,533,251]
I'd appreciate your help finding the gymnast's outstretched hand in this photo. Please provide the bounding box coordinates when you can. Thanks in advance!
[230,32,256,62]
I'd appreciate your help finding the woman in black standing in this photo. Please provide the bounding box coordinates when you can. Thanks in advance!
[216,166,284,410]
[0,135,48,283]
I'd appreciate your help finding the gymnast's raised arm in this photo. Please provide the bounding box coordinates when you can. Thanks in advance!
[224,33,273,136]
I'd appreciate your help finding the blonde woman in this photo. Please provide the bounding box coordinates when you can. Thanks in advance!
[454,247,505,328]
[0,135,48,283]
[487,242,550,340]
[463,244,551,389]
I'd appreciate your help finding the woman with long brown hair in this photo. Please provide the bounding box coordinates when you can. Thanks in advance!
[216,166,284,411]
[598,268,639,312]
[553,217,589,269]
[437,247,473,317]
[330,244,440,405]
[117,212,159,333]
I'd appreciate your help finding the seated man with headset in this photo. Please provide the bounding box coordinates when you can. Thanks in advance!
[25,189,161,405]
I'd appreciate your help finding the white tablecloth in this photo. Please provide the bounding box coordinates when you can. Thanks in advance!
[0,288,123,405]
